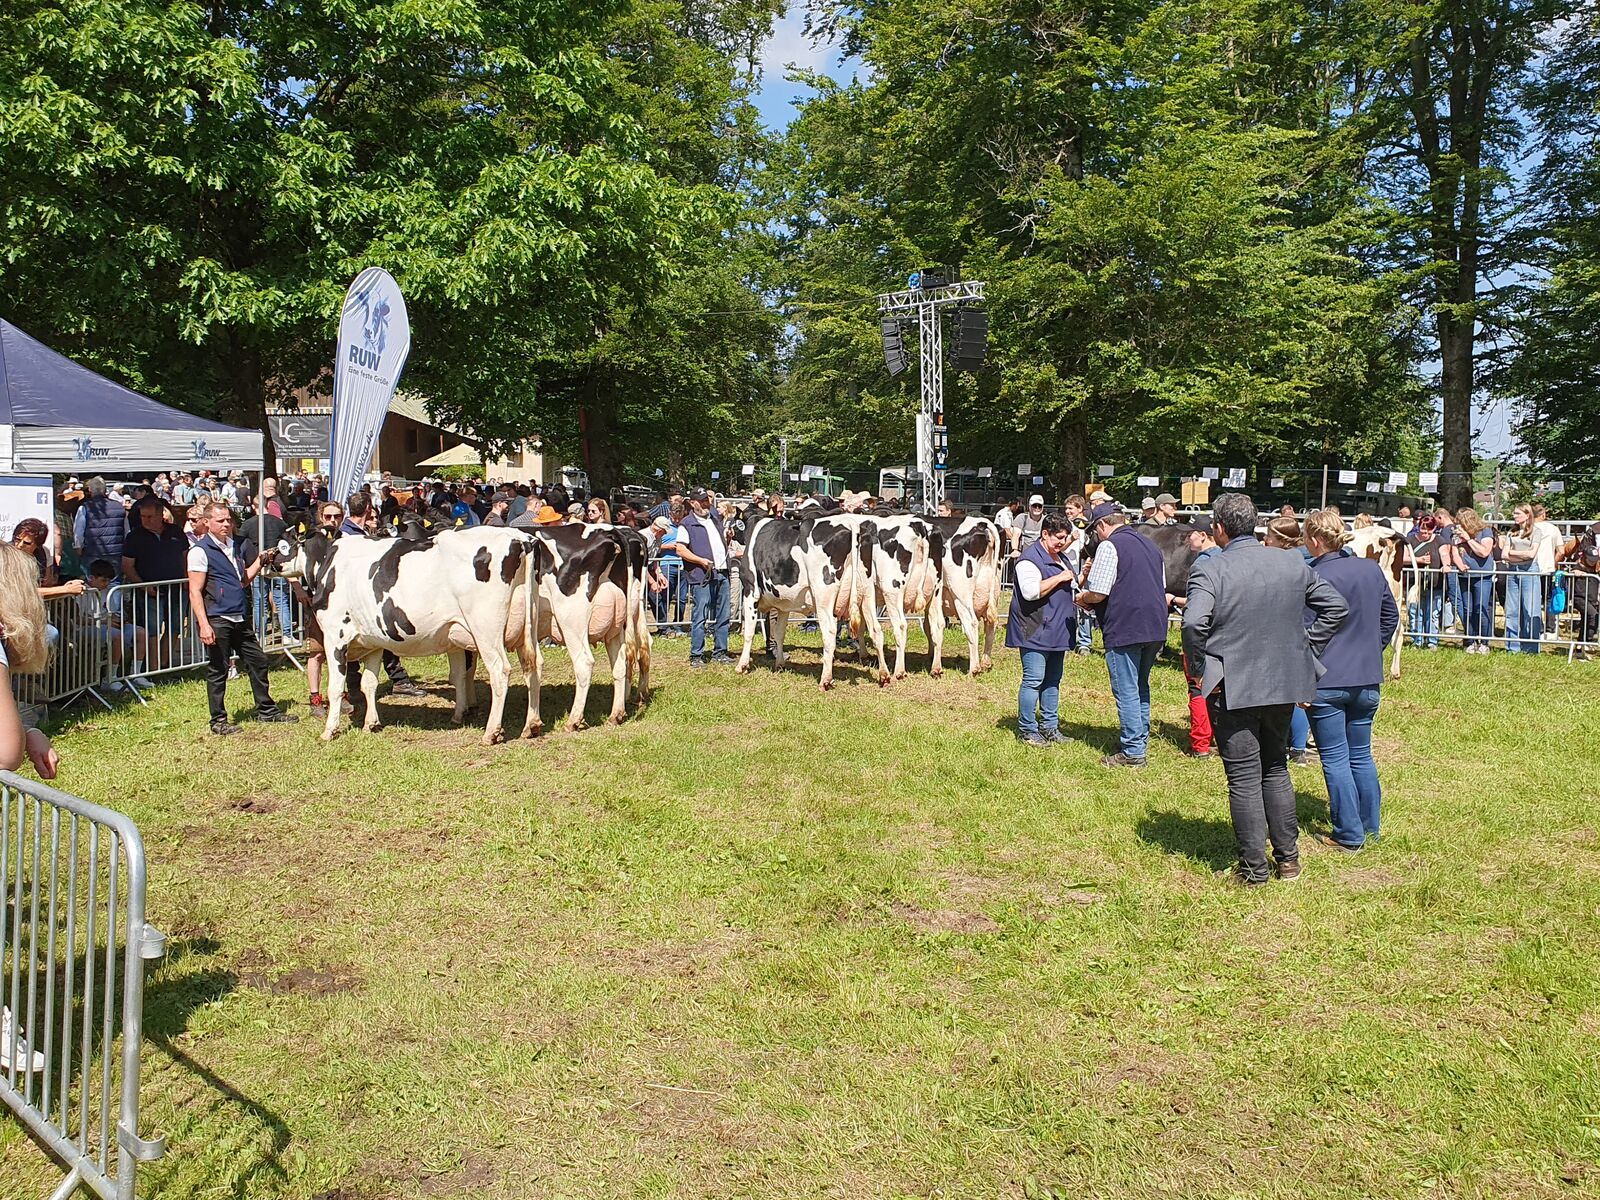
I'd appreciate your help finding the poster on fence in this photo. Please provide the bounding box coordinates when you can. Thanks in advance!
[1137,475,1159,487]
[1339,469,1358,484]
[1017,463,1031,477]
[1418,471,1438,491]
[1365,481,1380,493]
[1202,467,1219,480]
[1388,470,1408,486]
[1097,465,1115,478]
[0,476,54,556]
[1270,477,1285,489]
[978,467,993,478]
[1226,468,1247,488]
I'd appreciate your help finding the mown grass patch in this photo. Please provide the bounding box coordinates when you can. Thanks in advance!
[1,636,1596,1198]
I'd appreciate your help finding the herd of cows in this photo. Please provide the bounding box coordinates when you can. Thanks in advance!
[270,509,1006,745]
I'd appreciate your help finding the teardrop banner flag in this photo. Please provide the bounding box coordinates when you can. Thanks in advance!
[329,268,411,503]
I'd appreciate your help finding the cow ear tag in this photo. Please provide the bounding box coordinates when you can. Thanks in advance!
[297,521,307,536]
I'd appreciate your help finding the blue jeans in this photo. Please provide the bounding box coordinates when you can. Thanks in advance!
[1104,641,1161,759]
[1075,611,1093,652]
[655,559,682,623]
[1289,704,1309,753]
[252,576,293,640]
[1442,571,1462,631]
[1463,570,1494,644]
[690,570,730,660]
[1409,579,1441,648]
[1309,685,1382,846]
[1017,649,1066,736]
[1503,564,1542,653]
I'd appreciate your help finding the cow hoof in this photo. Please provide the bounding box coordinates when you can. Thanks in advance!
[878,672,890,688]
[364,722,383,734]
[819,680,833,693]
[606,713,623,726]
[320,730,337,743]
[450,714,466,727]
[566,719,585,733]
[522,723,543,739]
[481,729,504,747]
[894,670,907,681]
[931,666,944,679]
[736,663,751,675]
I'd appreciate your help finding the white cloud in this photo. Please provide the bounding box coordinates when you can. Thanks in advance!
[758,8,848,84]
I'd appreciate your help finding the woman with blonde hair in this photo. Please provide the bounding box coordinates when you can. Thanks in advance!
[1454,507,1498,652]
[0,543,59,779]
[1352,512,1374,529]
[583,497,610,524]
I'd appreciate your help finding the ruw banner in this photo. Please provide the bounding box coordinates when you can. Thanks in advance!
[329,268,411,502]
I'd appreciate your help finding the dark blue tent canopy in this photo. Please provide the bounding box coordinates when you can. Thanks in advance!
[0,319,263,473]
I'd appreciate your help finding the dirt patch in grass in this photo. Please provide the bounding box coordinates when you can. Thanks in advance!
[602,928,750,979]
[890,901,1000,934]
[418,1153,497,1196]
[1339,866,1405,890]
[226,795,281,815]
[236,948,364,997]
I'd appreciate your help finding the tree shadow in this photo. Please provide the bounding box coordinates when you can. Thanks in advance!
[1136,809,1237,871]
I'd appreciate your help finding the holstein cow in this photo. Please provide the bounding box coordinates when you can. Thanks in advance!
[858,513,939,681]
[1348,525,1409,678]
[291,526,539,744]
[925,515,1002,676]
[734,512,874,690]
[524,523,653,730]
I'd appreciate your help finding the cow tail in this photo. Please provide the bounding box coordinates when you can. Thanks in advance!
[974,525,1000,621]
[521,537,540,662]
[842,522,867,627]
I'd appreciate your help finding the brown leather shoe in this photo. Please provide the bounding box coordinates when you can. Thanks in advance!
[1277,858,1303,883]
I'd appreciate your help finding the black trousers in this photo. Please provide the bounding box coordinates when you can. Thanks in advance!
[1207,693,1297,882]
[1570,572,1600,646]
[205,619,280,724]
[344,650,413,700]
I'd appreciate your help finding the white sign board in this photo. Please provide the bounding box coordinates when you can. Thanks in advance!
[1097,465,1115,478]
[1270,477,1285,489]
[1137,475,1159,487]
[1388,471,1408,487]
[0,476,55,557]
[1418,471,1439,491]
[654,468,664,477]
[1017,463,1032,477]
[1365,481,1380,493]
[1032,476,1044,486]
[711,471,721,480]
[1338,470,1358,485]
[1546,480,1565,493]
[741,464,755,476]
[977,466,992,478]
[802,465,822,479]
[1201,467,1219,481]
[1226,468,1247,488]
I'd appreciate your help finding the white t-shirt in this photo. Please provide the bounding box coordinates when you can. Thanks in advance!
[1532,521,1562,574]
[1014,549,1072,602]
[995,507,1015,532]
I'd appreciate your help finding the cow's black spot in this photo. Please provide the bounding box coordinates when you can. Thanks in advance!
[877,526,913,574]
[473,545,493,582]
[368,537,434,598]
[499,540,525,584]
[817,522,853,580]
[543,526,619,600]
[378,597,417,640]
[749,520,804,590]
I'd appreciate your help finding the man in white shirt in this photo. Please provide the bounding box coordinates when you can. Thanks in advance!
[676,486,732,666]
[1531,503,1565,638]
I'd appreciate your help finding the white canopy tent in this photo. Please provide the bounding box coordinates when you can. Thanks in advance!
[0,319,264,474]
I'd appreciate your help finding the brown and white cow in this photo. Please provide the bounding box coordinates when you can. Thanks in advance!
[1348,525,1409,679]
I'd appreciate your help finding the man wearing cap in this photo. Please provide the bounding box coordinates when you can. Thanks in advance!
[677,487,731,667]
[1013,495,1046,554]
[74,477,128,579]
[1138,497,1159,524]
[1075,500,1170,767]
[1155,493,1180,524]
[1182,492,1348,886]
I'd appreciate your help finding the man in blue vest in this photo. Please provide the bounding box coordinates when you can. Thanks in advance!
[676,486,732,667]
[186,503,297,735]
[73,476,128,578]
[1076,501,1170,767]
[1005,513,1078,746]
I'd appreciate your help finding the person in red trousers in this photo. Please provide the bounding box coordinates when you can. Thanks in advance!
[1169,518,1220,758]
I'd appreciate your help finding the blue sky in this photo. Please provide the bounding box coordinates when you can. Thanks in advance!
[747,12,1520,461]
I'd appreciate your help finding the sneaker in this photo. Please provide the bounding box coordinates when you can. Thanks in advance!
[210,720,242,736]
[106,680,128,695]
[309,696,328,719]
[1185,746,1214,758]
[388,680,427,698]
[710,652,734,665]
[281,634,302,646]
[1277,858,1303,883]
[1040,727,1074,745]
[1288,750,1310,767]
[1313,832,1363,853]
[253,712,299,724]
[688,658,707,670]
[1222,866,1268,888]
[1017,731,1050,747]
[1100,752,1147,769]
[0,1006,45,1072]
[128,675,154,689]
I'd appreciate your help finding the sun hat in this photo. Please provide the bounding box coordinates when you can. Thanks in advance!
[1141,496,1157,510]
[534,504,563,525]
[1028,494,1045,507]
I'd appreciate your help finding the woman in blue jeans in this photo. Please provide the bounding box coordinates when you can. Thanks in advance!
[1453,507,1498,653]
[1004,514,1078,746]
[1303,510,1400,850]
[1501,503,1543,653]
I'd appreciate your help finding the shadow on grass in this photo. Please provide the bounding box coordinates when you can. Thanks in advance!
[1136,809,1236,871]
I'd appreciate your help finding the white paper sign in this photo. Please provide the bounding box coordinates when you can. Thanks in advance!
[1338,470,1358,485]
[1226,468,1246,488]
[1201,467,1219,481]
[802,464,821,479]
[1388,471,1408,487]
[1547,480,1565,493]
[1383,483,1397,494]
[1270,477,1285,489]
[741,464,755,476]
[1365,481,1380,493]
[1017,463,1032,477]
[0,476,55,558]
[977,466,993,478]
[711,471,721,480]
[1097,465,1114,478]
[1418,471,1439,491]
[787,473,799,482]
[1137,475,1159,487]
[654,468,664,477]
[1032,476,1044,486]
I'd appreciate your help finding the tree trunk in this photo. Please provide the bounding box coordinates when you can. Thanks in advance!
[578,371,626,497]
[225,335,277,475]
[1437,314,1475,510]
[1055,416,1088,499]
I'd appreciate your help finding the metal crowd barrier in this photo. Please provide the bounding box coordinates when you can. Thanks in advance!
[0,772,165,1200]
[1400,563,1598,659]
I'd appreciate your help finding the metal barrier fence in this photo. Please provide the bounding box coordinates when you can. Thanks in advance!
[1400,563,1598,657]
[0,772,165,1200]
[14,598,111,712]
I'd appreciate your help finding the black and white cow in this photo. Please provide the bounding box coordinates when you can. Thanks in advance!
[292,526,539,745]
[925,514,1001,676]
[733,512,874,690]
[858,514,940,681]
[523,523,652,729]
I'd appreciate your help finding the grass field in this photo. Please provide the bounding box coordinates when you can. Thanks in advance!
[1,632,1597,1199]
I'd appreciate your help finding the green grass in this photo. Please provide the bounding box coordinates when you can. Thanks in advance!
[2,634,1598,1199]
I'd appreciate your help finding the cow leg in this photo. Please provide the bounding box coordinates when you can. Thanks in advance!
[449,649,471,725]
[955,597,981,677]
[880,593,908,681]
[518,638,543,738]
[634,612,652,704]
[735,592,759,674]
[818,595,840,692]
[981,612,997,673]
[322,641,348,741]
[360,657,382,733]
[602,632,628,724]
[1390,618,1405,680]
[768,611,791,667]
[478,644,511,745]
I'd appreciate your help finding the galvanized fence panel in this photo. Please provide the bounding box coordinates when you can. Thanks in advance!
[0,772,164,1200]
[1401,563,1598,658]
[14,598,109,711]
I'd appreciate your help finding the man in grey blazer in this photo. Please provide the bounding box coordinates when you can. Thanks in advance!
[1182,493,1349,886]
